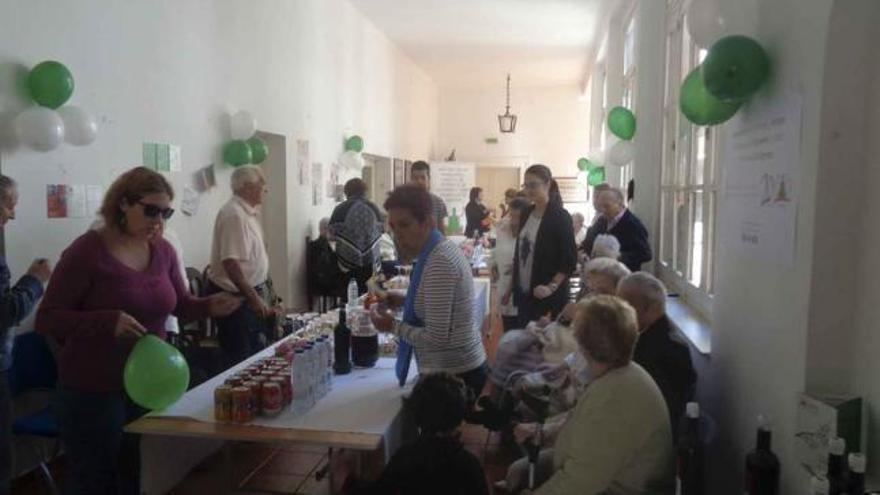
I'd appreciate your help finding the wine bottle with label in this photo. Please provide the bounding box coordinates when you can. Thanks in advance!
[333,308,351,375]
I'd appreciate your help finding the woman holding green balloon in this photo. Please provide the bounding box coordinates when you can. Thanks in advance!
[36,167,241,495]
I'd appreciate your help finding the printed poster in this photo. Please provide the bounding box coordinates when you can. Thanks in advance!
[719,93,801,267]
[312,162,323,206]
[47,185,69,218]
[298,140,310,186]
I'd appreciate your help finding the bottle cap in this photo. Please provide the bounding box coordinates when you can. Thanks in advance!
[829,437,846,456]
[849,453,866,473]
[757,414,771,431]
[686,402,700,418]
[811,476,829,493]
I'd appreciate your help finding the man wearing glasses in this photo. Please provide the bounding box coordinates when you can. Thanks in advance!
[206,165,273,366]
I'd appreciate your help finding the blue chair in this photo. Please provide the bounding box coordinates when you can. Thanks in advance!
[8,331,59,495]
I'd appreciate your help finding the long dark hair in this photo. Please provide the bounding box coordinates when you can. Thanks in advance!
[468,187,482,202]
[524,164,562,207]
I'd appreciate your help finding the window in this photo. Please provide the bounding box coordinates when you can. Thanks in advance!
[620,10,637,192]
[658,1,717,316]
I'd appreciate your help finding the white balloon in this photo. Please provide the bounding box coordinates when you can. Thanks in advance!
[608,140,635,167]
[686,0,726,48]
[14,107,64,152]
[58,105,97,146]
[339,150,364,172]
[587,149,606,165]
[230,111,257,140]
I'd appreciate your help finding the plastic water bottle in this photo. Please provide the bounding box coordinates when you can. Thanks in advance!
[322,336,334,393]
[347,277,359,306]
[317,336,330,398]
[291,349,307,414]
[304,345,316,408]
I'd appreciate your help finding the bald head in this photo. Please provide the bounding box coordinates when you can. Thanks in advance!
[617,272,667,331]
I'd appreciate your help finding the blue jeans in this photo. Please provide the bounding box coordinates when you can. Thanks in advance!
[53,389,145,495]
[457,361,489,403]
[205,281,269,368]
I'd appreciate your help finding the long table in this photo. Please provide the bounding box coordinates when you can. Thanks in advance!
[128,278,491,494]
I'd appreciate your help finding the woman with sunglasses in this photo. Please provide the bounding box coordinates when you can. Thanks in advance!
[512,164,578,328]
[36,166,241,495]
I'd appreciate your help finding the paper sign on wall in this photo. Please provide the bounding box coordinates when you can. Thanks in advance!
[181,186,199,216]
[193,164,216,192]
[719,93,802,267]
[298,140,310,186]
[312,162,323,206]
[47,184,101,219]
[431,161,475,218]
[142,142,181,172]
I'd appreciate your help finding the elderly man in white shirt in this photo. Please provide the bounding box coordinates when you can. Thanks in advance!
[206,165,272,366]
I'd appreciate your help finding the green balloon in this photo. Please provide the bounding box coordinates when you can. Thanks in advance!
[588,167,606,186]
[247,136,269,164]
[345,135,364,152]
[702,35,770,102]
[27,61,75,109]
[124,335,190,410]
[577,157,591,172]
[680,66,742,126]
[223,140,252,166]
[607,106,636,140]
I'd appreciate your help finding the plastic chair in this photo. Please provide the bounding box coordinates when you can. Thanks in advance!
[7,331,59,495]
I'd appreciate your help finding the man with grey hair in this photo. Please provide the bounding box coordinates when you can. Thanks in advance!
[581,187,651,272]
[617,272,696,437]
[206,165,273,366]
[0,175,52,494]
[571,212,586,246]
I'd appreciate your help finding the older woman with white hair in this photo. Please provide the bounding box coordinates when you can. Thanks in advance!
[516,296,675,494]
[581,256,630,297]
[590,233,620,260]
[206,165,273,366]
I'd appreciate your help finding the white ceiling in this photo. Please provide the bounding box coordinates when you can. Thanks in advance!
[348,0,610,89]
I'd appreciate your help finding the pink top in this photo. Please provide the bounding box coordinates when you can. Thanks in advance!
[36,230,210,392]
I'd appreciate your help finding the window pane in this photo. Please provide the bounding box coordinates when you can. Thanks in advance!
[690,191,704,286]
[706,191,717,294]
[660,190,675,265]
[676,125,690,186]
[693,125,707,185]
[674,191,690,276]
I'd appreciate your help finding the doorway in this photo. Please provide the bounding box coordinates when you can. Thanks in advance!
[476,166,521,217]
[257,132,291,308]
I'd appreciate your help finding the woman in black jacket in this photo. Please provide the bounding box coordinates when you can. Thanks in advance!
[512,164,577,326]
[464,187,490,238]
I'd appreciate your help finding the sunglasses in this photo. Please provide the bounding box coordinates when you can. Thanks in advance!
[137,201,175,220]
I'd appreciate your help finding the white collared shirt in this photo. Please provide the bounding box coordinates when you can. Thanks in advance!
[207,195,269,291]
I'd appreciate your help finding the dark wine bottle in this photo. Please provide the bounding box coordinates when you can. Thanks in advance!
[847,453,865,495]
[827,437,846,495]
[678,402,703,495]
[333,308,351,375]
[744,415,780,495]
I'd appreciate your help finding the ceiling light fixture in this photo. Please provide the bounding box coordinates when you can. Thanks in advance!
[498,73,517,133]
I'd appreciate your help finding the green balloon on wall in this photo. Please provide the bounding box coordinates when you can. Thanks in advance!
[577,157,591,172]
[702,35,770,102]
[27,61,74,109]
[680,66,742,126]
[247,136,269,164]
[607,106,636,140]
[124,335,190,410]
[588,166,606,186]
[345,135,364,152]
[223,140,253,166]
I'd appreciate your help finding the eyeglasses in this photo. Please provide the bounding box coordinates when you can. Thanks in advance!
[137,201,175,220]
[522,181,544,190]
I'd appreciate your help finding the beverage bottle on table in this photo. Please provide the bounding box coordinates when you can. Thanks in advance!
[677,402,703,495]
[320,336,331,396]
[334,308,352,374]
[846,453,865,495]
[304,344,316,408]
[347,277,359,305]
[827,437,846,495]
[744,415,780,495]
[291,349,308,414]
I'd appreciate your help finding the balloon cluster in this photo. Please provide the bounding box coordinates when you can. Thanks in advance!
[223,111,269,166]
[681,0,769,125]
[576,157,606,186]
[339,135,365,173]
[13,61,98,151]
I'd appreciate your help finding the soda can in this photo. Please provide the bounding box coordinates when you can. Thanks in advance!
[231,387,251,423]
[262,382,283,416]
[214,385,233,422]
[243,380,262,416]
[271,375,292,405]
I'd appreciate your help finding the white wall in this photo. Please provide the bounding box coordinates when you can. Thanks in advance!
[435,84,590,180]
[0,0,438,312]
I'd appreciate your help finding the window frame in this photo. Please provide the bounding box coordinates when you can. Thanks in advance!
[620,6,637,192]
[657,0,718,319]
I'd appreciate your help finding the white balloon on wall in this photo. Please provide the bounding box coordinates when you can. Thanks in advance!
[608,140,635,167]
[339,150,364,172]
[686,0,757,48]
[230,111,257,140]
[58,105,97,146]
[14,106,64,152]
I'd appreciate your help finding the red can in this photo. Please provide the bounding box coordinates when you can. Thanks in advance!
[231,387,251,423]
[243,380,261,416]
[214,385,233,422]
[261,382,283,416]
[271,375,292,406]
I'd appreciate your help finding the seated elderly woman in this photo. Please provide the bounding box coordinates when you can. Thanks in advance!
[591,233,621,259]
[503,296,676,494]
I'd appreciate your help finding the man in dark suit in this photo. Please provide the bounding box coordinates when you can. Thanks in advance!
[618,272,696,439]
[581,187,651,271]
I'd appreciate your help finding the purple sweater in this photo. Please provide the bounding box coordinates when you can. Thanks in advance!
[36,230,210,392]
